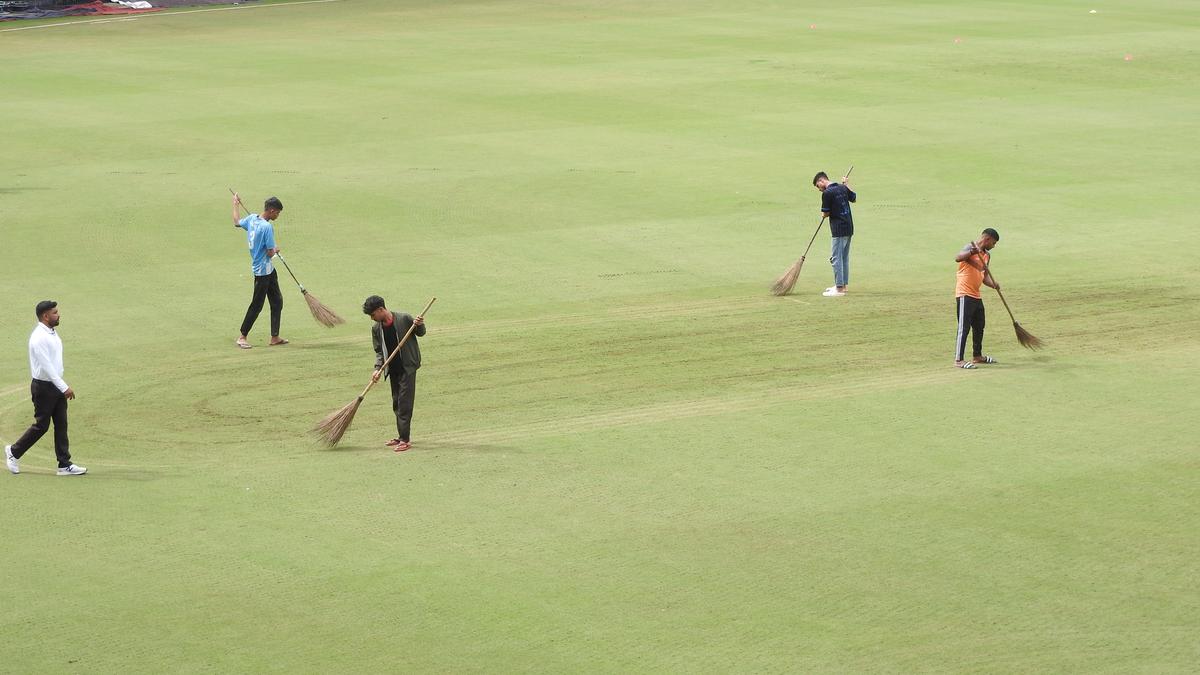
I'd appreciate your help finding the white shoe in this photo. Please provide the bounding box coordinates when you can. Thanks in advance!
[5,445,18,475]
[822,288,846,297]
[57,464,87,476]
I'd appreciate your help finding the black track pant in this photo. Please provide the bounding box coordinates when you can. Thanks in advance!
[10,379,72,468]
[388,369,417,442]
[955,295,985,361]
[240,269,283,337]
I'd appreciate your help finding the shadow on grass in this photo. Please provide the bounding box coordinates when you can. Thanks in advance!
[320,440,515,454]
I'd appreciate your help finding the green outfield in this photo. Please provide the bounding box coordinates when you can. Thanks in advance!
[1,0,1197,671]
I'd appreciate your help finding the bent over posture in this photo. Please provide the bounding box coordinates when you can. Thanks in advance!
[363,295,426,451]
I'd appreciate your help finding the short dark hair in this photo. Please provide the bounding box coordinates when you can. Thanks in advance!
[362,295,386,315]
[264,196,283,211]
[982,228,1000,242]
[35,300,57,318]
[812,172,828,186]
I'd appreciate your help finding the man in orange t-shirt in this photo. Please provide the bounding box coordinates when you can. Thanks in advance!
[953,228,1000,369]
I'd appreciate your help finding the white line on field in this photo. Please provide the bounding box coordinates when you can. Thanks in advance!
[783,297,810,305]
[0,0,344,33]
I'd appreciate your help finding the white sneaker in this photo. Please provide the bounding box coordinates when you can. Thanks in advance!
[822,288,846,297]
[56,464,87,476]
[5,445,18,475]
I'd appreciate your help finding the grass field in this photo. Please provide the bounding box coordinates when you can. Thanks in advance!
[2,0,1198,671]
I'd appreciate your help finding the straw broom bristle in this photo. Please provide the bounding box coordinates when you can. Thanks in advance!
[313,397,363,447]
[1013,322,1045,350]
[770,258,804,296]
[302,290,345,328]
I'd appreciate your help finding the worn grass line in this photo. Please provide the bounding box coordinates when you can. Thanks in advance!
[201,295,781,354]
[426,366,954,446]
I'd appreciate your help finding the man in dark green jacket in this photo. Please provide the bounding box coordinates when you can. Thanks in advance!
[363,295,426,451]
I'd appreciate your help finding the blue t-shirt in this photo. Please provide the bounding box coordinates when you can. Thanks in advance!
[238,214,276,276]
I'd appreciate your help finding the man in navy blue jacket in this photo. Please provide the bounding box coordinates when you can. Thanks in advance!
[813,171,857,297]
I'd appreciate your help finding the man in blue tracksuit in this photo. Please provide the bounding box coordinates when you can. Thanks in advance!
[813,171,857,297]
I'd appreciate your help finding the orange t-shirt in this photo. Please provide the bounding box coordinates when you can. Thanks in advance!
[955,245,989,299]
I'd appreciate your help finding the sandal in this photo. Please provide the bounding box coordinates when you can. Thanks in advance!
[973,356,996,364]
[235,339,252,349]
[956,361,976,369]
[269,338,289,346]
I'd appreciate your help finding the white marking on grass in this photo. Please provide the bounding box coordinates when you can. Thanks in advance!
[0,0,343,33]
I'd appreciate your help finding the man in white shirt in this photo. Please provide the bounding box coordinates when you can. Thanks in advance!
[4,301,86,476]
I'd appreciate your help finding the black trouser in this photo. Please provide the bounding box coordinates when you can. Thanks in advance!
[388,369,417,441]
[10,379,72,468]
[955,295,985,361]
[240,269,283,337]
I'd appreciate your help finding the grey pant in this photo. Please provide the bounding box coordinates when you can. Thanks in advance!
[387,369,417,441]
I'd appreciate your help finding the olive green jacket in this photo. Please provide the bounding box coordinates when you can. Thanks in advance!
[372,311,425,376]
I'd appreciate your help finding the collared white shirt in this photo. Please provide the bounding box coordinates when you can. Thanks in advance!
[28,322,68,393]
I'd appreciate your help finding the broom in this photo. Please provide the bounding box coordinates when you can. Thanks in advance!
[770,215,826,296]
[275,253,345,327]
[229,188,344,327]
[973,248,1044,350]
[769,165,853,296]
[313,297,437,448]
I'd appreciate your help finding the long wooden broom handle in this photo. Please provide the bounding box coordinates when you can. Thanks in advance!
[972,248,1018,322]
[272,253,306,292]
[229,187,251,216]
[800,216,827,259]
[359,297,437,398]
